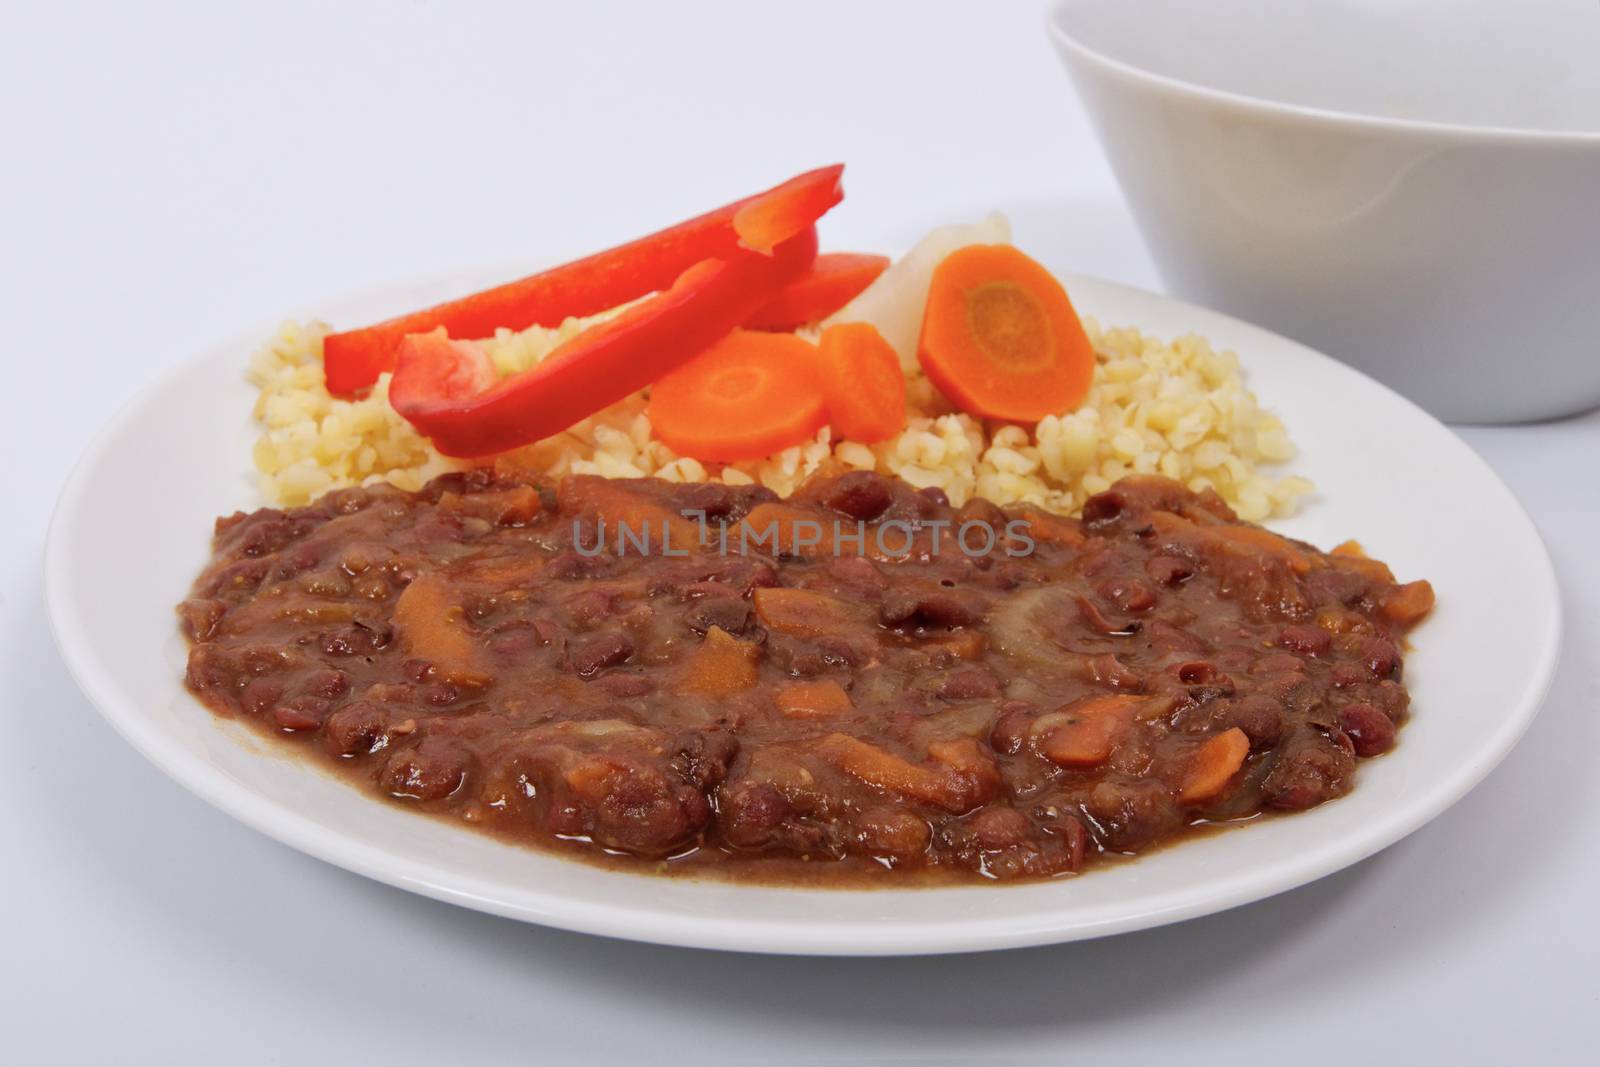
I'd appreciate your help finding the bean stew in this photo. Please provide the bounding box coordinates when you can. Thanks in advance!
[180,469,1433,883]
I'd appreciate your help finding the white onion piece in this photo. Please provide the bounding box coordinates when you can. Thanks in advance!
[820,212,1012,372]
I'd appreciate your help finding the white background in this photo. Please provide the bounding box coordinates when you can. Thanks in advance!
[3,1,1596,1062]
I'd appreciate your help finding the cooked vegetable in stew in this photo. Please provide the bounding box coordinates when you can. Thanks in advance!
[179,469,1432,883]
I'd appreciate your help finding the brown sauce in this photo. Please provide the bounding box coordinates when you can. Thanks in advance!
[179,469,1432,884]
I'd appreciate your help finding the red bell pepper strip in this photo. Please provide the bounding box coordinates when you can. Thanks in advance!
[731,171,847,255]
[389,227,819,458]
[743,252,891,331]
[322,165,844,397]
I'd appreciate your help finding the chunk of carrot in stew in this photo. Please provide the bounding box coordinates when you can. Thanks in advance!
[817,734,983,813]
[677,626,760,696]
[1178,728,1251,803]
[1380,579,1435,628]
[1207,524,1312,574]
[275,603,362,626]
[925,736,999,783]
[557,477,703,552]
[1315,608,1367,636]
[1033,694,1145,768]
[752,587,867,638]
[457,558,546,587]
[438,486,542,526]
[1326,540,1397,584]
[775,679,853,718]
[927,737,1002,805]
[1012,506,1086,548]
[740,502,836,558]
[563,754,628,801]
[1146,510,1315,575]
[925,629,986,660]
[392,573,491,687]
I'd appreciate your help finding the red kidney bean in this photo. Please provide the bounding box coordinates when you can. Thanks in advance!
[1338,702,1397,757]
[1145,555,1195,587]
[1277,625,1332,656]
[821,471,893,521]
[563,632,634,677]
[1358,635,1401,679]
[382,738,471,800]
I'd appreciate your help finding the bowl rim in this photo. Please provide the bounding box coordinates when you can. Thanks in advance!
[1046,0,1600,146]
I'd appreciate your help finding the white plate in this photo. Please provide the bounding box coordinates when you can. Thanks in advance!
[45,264,1560,956]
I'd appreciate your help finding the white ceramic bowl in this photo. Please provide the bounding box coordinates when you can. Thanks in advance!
[1049,0,1600,423]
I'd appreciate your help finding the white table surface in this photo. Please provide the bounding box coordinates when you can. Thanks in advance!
[3,2,1596,1062]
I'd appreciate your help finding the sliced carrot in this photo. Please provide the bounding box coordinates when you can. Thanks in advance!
[648,329,827,462]
[437,486,541,526]
[925,629,986,661]
[775,679,853,718]
[563,755,628,801]
[917,244,1095,422]
[1207,524,1313,574]
[556,476,703,551]
[1315,608,1367,636]
[456,557,546,588]
[745,253,891,331]
[1380,579,1435,628]
[741,502,838,558]
[1179,728,1251,803]
[752,587,869,637]
[820,734,941,803]
[1033,694,1144,767]
[1330,539,1396,583]
[392,573,490,687]
[926,736,998,780]
[817,734,989,813]
[926,736,1003,807]
[677,626,761,696]
[1148,510,1313,575]
[815,322,907,443]
[1012,505,1087,548]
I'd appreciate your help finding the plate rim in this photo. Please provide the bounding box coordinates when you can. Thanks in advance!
[44,265,1563,956]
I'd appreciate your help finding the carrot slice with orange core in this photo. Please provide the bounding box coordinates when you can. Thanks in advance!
[917,244,1095,422]
[648,329,827,462]
[815,322,908,443]
[1179,728,1251,803]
